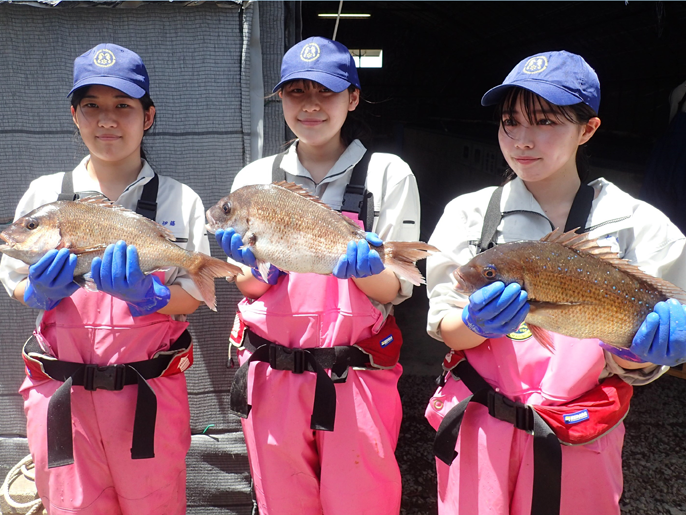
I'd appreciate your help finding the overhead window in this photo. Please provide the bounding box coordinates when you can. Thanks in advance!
[349,49,383,69]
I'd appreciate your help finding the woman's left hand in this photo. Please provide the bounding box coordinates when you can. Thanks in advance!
[91,240,171,317]
[332,233,385,279]
[603,299,686,366]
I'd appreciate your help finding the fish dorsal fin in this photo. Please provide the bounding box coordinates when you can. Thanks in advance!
[72,196,177,242]
[273,181,365,233]
[541,228,686,303]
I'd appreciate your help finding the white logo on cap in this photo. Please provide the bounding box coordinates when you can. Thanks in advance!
[523,56,548,74]
[300,43,321,62]
[94,49,116,68]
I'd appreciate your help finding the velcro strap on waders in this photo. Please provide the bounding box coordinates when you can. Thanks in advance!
[22,330,192,468]
[433,360,562,515]
[229,329,381,432]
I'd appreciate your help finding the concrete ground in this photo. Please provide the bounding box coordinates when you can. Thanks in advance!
[393,284,686,514]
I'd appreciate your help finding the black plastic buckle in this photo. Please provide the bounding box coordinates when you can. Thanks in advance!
[487,390,533,432]
[268,345,307,374]
[135,199,157,219]
[83,364,126,391]
[341,184,366,213]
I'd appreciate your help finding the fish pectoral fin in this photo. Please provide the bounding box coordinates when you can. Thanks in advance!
[69,244,108,255]
[256,261,271,282]
[74,274,97,291]
[528,323,556,354]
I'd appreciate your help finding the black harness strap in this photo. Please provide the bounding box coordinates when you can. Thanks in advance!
[341,151,374,232]
[271,150,376,231]
[434,360,562,515]
[37,330,192,468]
[58,171,159,221]
[477,183,595,253]
[229,329,375,432]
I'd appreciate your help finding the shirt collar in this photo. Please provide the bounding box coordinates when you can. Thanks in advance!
[283,139,367,184]
[72,155,155,197]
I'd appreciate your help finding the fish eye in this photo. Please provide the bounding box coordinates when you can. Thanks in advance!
[482,266,497,280]
[25,219,39,230]
[222,202,231,215]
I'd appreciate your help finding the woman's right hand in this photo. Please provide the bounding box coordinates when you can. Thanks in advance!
[24,248,79,310]
[461,281,529,339]
[215,228,257,267]
[216,228,284,286]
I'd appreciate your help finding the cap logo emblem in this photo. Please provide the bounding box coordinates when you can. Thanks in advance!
[300,43,321,62]
[523,56,548,74]
[94,49,116,68]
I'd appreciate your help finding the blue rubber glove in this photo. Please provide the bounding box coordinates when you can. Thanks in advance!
[91,241,170,317]
[332,233,385,279]
[24,248,79,310]
[602,299,686,366]
[462,281,529,339]
[216,228,284,284]
[215,228,257,267]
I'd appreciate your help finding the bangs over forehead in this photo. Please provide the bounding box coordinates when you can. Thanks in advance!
[281,79,324,90]
[499,88,579,126]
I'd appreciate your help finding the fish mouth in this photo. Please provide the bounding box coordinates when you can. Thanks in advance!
[452,268,469,293]
[205,211,218,234]
[0,232,12,245]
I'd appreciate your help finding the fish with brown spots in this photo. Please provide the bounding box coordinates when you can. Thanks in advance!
[452,228,686,350]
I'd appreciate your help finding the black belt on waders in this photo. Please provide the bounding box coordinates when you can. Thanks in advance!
[23,330,192,469]
[229,329,377,432]
[434,360,562,515]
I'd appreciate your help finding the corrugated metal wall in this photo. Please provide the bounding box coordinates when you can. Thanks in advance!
[0,2,285,513]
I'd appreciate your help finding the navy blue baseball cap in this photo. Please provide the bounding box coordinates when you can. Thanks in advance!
[481,50,600,114]
[273,36,361,93]
[68,43,149,98]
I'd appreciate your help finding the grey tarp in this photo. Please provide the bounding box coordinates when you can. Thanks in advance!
[0,2,285,512]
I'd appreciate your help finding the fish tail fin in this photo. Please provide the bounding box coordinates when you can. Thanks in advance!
[382,241,439,286]
[528,323,556,353]
[187,254,243,311]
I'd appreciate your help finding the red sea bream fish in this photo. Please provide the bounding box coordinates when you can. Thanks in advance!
[205,181,439,285]
[0,197,242,310]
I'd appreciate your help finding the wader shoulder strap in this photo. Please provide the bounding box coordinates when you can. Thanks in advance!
[57,172,77,201]
[57,171,159,221]
[477,183,595,253]
[271,151,288,182]
[434,360,562,515]
[563,183,594,233]
[134,173,159,221]
[341,151,375,232]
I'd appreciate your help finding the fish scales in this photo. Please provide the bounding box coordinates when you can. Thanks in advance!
[206,181,439,285]
[0,197,242,310]
[242,184,362,274]
[453,228,686,348]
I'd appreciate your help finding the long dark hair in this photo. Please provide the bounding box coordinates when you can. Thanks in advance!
[70,85,155,160]
[498,87,598,182]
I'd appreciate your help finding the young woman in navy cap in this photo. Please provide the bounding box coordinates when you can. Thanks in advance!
[215,36,421,513]
[0,43,212,514]
[425,50,686,514]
